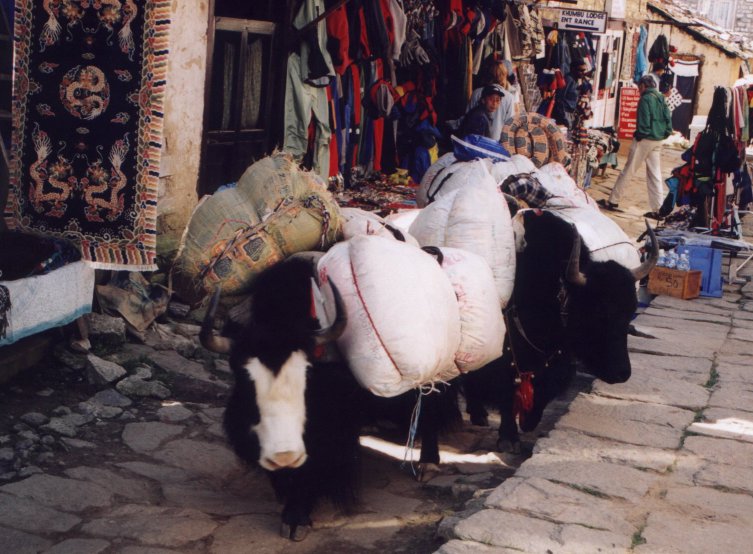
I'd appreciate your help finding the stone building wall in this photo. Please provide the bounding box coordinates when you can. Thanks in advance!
[735,0,753,35]
[155,1,209,261]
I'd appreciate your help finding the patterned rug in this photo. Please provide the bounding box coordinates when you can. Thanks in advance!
[5,0,170,270]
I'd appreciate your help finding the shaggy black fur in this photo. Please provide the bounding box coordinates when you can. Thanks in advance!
[465,211,640,448]
[220,257,461,540]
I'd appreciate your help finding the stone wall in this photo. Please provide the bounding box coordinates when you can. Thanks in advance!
[156,2,209,262]
[735,0,753,35]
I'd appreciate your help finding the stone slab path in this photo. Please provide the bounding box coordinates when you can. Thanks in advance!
[437,146,753,553]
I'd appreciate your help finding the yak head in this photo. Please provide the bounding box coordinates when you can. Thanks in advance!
[514,212,658,387]
[560,219,658,383]
[200,258,346,471]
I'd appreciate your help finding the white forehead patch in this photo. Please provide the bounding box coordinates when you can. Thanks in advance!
[244,350,310,470]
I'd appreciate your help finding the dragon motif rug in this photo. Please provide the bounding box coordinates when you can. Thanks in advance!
[5,0,170,270]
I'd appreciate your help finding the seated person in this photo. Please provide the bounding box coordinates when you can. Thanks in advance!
[459,84,505,139]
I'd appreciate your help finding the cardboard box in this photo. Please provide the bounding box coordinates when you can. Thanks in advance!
[648,267,702,300]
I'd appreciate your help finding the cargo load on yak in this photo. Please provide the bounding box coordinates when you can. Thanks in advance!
[428,246,505,374]
[512,206,641,268]
[316,235,504,397]
[171,153,342,306]
[409,173,516,308]
[317,235,461,397]
[339,207,420,246]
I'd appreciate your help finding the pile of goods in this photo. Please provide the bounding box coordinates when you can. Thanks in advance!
[171,153,342,306]
[333,169,418,215]
[500,113,569,168]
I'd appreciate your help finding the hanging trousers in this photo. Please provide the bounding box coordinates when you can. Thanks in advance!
[608,138,665,212]
[283,53,331,178]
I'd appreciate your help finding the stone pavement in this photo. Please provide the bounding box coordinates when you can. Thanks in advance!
[436,148,753,553]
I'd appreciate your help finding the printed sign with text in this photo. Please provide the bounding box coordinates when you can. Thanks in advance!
[618,86,640,139]
[555,9,607,33]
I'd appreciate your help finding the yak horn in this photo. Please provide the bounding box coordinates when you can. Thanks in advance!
[631,220,659,281]
[566,224,587,287]
[199,286,233,354]
[314,281,347,345]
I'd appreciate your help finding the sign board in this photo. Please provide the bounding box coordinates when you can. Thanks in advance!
[555,9,607,33]
[617,86,639,139]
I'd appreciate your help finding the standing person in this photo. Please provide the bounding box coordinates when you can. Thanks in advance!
[459,84,505,139]
[598,75,672,219]
[648,63,666,93]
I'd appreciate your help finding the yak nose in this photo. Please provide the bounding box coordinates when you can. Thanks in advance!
[261,451,307,470]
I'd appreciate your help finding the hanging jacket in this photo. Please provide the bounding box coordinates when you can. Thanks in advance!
[633,26,648,84]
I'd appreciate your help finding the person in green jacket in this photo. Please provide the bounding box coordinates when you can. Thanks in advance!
[598,75,673,219]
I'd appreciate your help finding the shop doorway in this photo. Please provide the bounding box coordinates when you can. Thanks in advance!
[198,1,290,197]
[590,29,624,129]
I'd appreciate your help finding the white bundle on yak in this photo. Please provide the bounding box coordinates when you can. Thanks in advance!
[384,209,421,235]
[340,207,419,246]
[512,206,641,268]
[487,154,537,184]
[417,152,458,207]
[317,235,461,397]
[408,177,516,307]
[533,163,597,210]
[429,247,505,373]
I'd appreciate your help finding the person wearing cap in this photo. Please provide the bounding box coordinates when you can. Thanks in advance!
[465,59,517,139]
[598,75,673,219]
[459,84,505,139]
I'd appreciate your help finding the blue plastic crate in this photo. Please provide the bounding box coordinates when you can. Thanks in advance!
[683,245,723,298]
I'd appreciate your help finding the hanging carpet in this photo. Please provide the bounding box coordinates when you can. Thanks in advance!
[669,58,700,138]
[5,0,170,270]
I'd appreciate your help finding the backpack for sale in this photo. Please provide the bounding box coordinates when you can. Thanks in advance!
[648,34,669,66]
[659,68,674,94]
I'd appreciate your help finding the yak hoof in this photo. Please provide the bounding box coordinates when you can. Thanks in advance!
[496,438,521,454]
[280,522,311,542]
[469,413,489,427]
[417,463,441,482]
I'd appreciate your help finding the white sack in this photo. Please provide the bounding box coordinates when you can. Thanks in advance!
[340,207,419,246]
[534,163,598,209]
[434,247,505,373]
[384,209,421,235]
[513,207,641,268]
[409,182,516,307]
[488,155,537,185]
[418,158,499,207]
[317,235,461,397]
[418,153,457,207]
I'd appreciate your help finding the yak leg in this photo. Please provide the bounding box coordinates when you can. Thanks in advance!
[416,384,461,481]
[269,471,316,541]
[495,363,521,453]
[462,371,490,426]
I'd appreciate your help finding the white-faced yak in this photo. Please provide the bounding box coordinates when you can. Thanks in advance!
[201,257,459,541]
[463,213,658,451]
